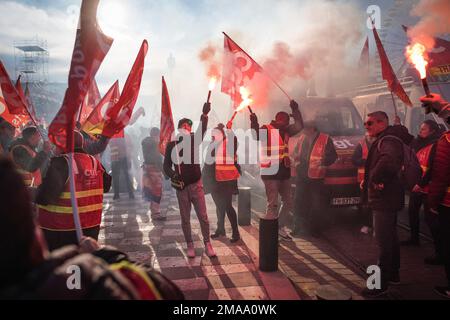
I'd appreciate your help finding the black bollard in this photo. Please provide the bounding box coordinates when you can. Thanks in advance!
[259,215,278,272]
[238,187,251,226]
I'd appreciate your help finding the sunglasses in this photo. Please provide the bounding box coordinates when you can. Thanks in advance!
[364,120,376,127]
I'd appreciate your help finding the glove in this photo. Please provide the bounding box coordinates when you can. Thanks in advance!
[420,93,448,114]
[290,100,299,110]
[202,102,211,115]
[250,112,258,124]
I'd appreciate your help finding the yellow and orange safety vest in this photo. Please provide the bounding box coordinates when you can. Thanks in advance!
[294,132,330,179]
[37,153,104,231]
[215,137,240,182]
[260,124,289,170]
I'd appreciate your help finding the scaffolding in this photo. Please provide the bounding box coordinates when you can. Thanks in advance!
[14,36,49,84]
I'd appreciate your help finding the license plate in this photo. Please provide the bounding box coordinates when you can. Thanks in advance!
[331,197,360,206]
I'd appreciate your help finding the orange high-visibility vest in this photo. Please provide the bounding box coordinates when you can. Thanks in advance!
[215,138,240,182]
[37,153,104,231]
[295,132,330,179]
[416,143,434,194]
[260,124,289,169]
[10,144,42,187]
[357,139,369,183]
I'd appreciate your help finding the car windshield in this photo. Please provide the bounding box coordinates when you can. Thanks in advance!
[299,100,365,136]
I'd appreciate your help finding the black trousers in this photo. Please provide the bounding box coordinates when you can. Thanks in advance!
[293,178,328,234]
[211,190,239,237]
[408,192,427,242]
[373,210,400,288]
[438,205,450,287]
[43,226,100,251]
[111,158,134,197]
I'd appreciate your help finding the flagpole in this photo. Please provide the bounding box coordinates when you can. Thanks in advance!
[222,32,292,101]
[390,91,398,117]
[68,151,83,242]
[19,77,45,139]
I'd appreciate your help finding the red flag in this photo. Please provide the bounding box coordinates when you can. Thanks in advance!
[82,80,120,136]
[359,37,370,77]
[102,40,148,138]
[372,24,412,107]
[159,76,174,155]
[0,61,29,115]
[0,93,30,129]
[79,79,101,124]
[48,0,113,152]
[221,33,263,107]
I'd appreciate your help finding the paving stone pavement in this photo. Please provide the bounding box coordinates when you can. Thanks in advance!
[99,191,270,300]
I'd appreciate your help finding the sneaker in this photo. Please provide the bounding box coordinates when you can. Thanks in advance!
[424,255,444,265]
[204,242,217,258]
[360,226,372,235]
[186,243,195,258]
[361,287,388,298]
[279,228,292,241]
[400,239,420,246]
[434,286,450,299]
[151,214,167,222]
[211,231,225,239]
[230,235,241,243]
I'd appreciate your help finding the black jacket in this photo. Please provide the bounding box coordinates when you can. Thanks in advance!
[364,125,411,212]
[36,150,111,205]
[141,137,163,170]
[163,114,208,187]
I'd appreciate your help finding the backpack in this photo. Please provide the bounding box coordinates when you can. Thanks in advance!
[377,135,422,191]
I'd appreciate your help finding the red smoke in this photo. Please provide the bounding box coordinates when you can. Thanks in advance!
[198,43,222,78]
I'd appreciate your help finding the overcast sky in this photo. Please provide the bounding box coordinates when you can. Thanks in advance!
[0,0,421,126]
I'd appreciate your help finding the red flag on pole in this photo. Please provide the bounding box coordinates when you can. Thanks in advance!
[0,61,29,115]
[221,33,263,107]
[78,79,101,124]
[159,76,174,155]
[48,0,113,152]
[102,40,148,138]
[359,37,370,77]
[82,80,120,136]
[372,23,412,107]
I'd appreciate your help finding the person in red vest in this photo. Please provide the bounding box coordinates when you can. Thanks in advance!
[35,131,111,251]
[250,100,303,241]
[202,123,241,243]
[9,126,51,189]
[352,134,376,234]
[291,121,337,237]
[401,120,441,254]
[420,93,450,299]
[0,157,183,300]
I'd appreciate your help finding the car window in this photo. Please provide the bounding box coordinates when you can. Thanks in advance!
[300,101,364,136]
